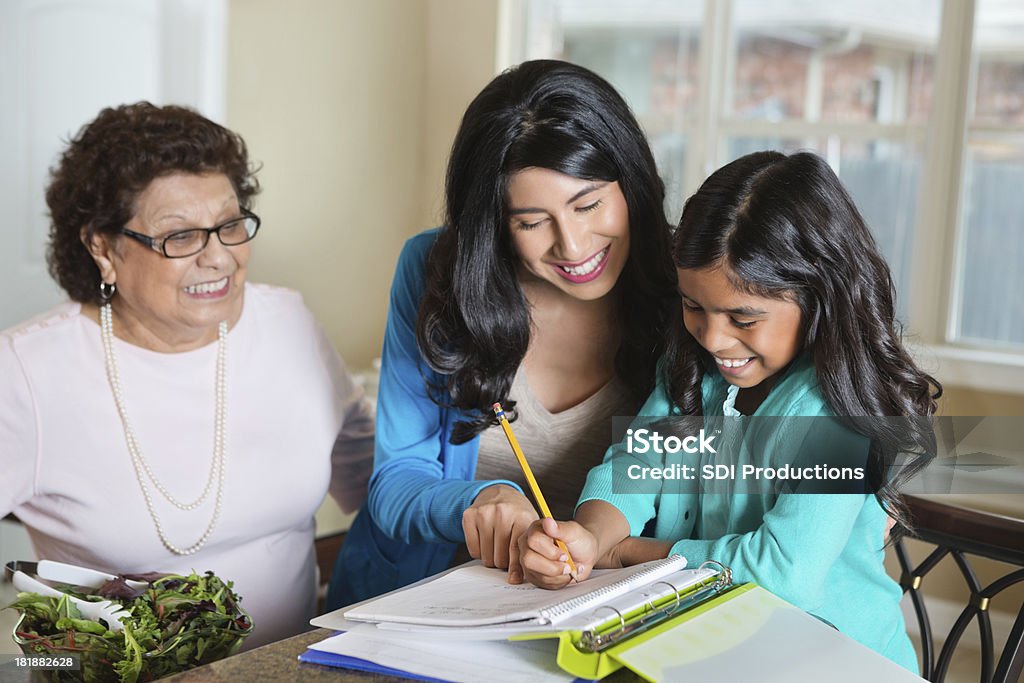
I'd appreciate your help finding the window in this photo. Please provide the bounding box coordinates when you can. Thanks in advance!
[519,0,705,221]
[505,0,1024,392]
[954,0,1024,347]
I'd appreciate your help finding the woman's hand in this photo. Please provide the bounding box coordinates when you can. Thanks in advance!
[462,484,539,579]
[518,518,602,589]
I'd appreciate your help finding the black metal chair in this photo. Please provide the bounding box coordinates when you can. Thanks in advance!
[895,495,1024,683]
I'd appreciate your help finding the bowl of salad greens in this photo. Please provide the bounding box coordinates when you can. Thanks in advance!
[7,569,253,683]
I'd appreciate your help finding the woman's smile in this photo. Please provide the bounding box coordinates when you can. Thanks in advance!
[184,275,232,298]
[94,172,250,352]
[550,245,611,283]
[506,167,630,302]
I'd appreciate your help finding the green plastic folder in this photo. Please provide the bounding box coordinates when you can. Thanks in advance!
[510,566,750,681]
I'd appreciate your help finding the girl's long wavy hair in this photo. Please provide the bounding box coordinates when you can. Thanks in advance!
[418,60,678,444]
[665,151,942,528]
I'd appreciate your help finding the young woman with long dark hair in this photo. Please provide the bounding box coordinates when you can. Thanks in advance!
[327,60,678,608]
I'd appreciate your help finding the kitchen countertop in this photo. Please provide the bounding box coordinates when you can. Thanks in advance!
[157,627,641,682]
[160,628,388,682]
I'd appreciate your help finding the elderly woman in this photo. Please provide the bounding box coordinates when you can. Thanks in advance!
[0,102,374,648]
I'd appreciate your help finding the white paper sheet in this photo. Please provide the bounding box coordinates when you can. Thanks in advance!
[343,556,686,627]
[368,566,719,639]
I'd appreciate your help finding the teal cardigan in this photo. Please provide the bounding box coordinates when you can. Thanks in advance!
[579,356,919,672]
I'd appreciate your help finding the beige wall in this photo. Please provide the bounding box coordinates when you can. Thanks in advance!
[225,0,499,371]
[939,385,1024,416]
[419,0,503,226]
[224,0,500,535]
[226,0,424,371]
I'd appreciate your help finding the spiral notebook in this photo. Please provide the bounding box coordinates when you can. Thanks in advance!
[343,555,708,629]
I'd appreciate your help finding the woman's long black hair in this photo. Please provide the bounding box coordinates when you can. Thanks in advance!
[665,151,942,526]
[418,59,678,444]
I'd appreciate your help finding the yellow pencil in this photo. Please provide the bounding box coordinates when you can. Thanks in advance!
[491,402,579,582]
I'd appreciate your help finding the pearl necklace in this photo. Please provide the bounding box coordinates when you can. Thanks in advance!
[100,303,227,556]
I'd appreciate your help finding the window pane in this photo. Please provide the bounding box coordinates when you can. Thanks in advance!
[837,143,920,320]
[727,137,918,320]
[972,0,1024,127]
[731,0,940,124]
[954,0,1024,347]
[957,145,1024,346]
[524,0,703,220]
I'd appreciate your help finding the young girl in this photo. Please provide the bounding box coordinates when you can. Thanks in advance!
[518,151,941,672]
[326,60,678,609]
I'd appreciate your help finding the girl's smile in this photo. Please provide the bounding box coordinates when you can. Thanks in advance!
[677,265,803,391]
[713,355,755,376]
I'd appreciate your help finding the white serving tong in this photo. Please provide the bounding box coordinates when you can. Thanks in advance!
[36,560,149,592]
[9,560,148,632]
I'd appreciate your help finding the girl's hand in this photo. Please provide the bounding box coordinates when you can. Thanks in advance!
[463,484,539,577]
[605,536,673,568]
[519,518,600,589]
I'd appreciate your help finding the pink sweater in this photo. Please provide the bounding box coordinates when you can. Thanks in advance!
[0,283,374,648]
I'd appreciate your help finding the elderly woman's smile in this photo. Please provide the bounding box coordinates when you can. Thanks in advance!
[184,276,230,296]
[88,172,251,353]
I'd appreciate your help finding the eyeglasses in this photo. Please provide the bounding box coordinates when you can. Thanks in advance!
[119,211,261,258]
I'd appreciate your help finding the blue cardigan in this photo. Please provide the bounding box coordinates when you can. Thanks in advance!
[579,356,918,672]
[326,230,522,609]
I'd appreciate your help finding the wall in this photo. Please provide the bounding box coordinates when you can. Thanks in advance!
[225,0,500,371]
[226,0,429,370]
[940,385,1024,416]
[418,0,502,226]
[224,0,500,537]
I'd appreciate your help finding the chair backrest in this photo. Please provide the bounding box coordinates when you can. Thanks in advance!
[314,532,346,614]
[894,495,1024,683]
